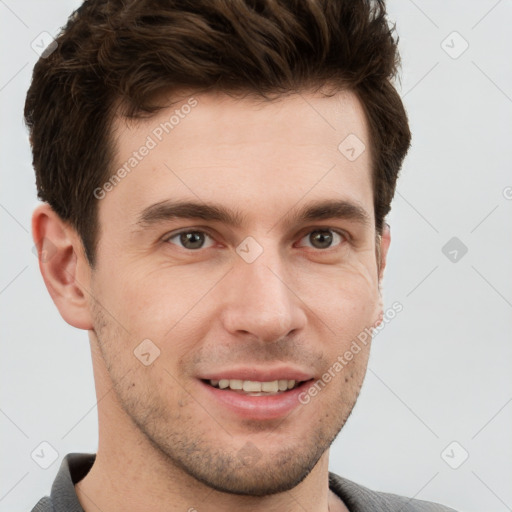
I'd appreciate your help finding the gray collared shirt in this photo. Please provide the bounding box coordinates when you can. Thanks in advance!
[31,453,457,512]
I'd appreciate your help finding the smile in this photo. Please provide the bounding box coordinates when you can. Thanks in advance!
[199,378,315,420]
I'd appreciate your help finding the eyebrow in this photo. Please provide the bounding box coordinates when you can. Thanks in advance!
[135,198,372,231]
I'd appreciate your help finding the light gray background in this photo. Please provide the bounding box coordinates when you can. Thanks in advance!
[1,1,511,511]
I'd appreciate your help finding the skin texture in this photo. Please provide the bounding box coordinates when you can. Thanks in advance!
[33,88,390,512]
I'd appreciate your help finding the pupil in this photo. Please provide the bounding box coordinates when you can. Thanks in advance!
[311,230,332,249]
[181,232,204,249]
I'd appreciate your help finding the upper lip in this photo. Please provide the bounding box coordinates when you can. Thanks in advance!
[198,366,315,382]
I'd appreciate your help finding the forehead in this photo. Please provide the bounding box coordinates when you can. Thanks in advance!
[102,88,373,232]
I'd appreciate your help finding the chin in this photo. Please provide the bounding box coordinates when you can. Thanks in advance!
[186,454,317,496]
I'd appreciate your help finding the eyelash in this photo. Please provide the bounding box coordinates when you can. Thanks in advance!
[162,227,349,252]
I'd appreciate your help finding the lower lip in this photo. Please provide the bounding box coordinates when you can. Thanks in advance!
[198,379,314,420]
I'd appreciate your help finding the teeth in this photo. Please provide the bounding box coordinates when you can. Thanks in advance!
[229,379,243,390]
[243,381,261,392]
[209,379,299,393]
[262,381,279,392]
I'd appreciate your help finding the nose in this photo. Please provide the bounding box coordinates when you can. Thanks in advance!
[220,246,307,343]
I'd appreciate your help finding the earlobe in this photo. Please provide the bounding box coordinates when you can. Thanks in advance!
[32,203,94,330]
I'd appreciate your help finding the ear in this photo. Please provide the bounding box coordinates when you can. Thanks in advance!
[377,223,391,284]
[32,203,94,330]
[373,223,391,329]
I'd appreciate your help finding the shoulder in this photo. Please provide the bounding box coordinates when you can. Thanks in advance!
[30,453,95,512]
[329,472,457,512]
[30,496,53,512]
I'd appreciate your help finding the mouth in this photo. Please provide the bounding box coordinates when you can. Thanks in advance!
[196,367,316,419]
[199,377,315,420]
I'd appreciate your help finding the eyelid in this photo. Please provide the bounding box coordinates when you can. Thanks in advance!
[162,227,213,240]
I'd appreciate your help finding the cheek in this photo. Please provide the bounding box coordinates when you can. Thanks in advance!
[93,262,172,319]
[93,263,222,354]
[305,256,380,324]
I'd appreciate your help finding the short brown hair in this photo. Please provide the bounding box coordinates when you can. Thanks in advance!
[25,0,411,267]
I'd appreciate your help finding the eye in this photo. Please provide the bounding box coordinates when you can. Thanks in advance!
[296,228,347,250]
[164,230,216,250]
[163,227,347,252]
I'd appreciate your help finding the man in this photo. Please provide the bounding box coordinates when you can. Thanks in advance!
[26,0,456,511]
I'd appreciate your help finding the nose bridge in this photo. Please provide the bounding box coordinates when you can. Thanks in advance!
[221,239,306,341]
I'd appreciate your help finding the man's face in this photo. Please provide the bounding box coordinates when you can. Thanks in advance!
[86,89,386,495]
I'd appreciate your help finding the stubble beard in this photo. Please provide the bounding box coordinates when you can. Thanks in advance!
[91,302,368,496]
